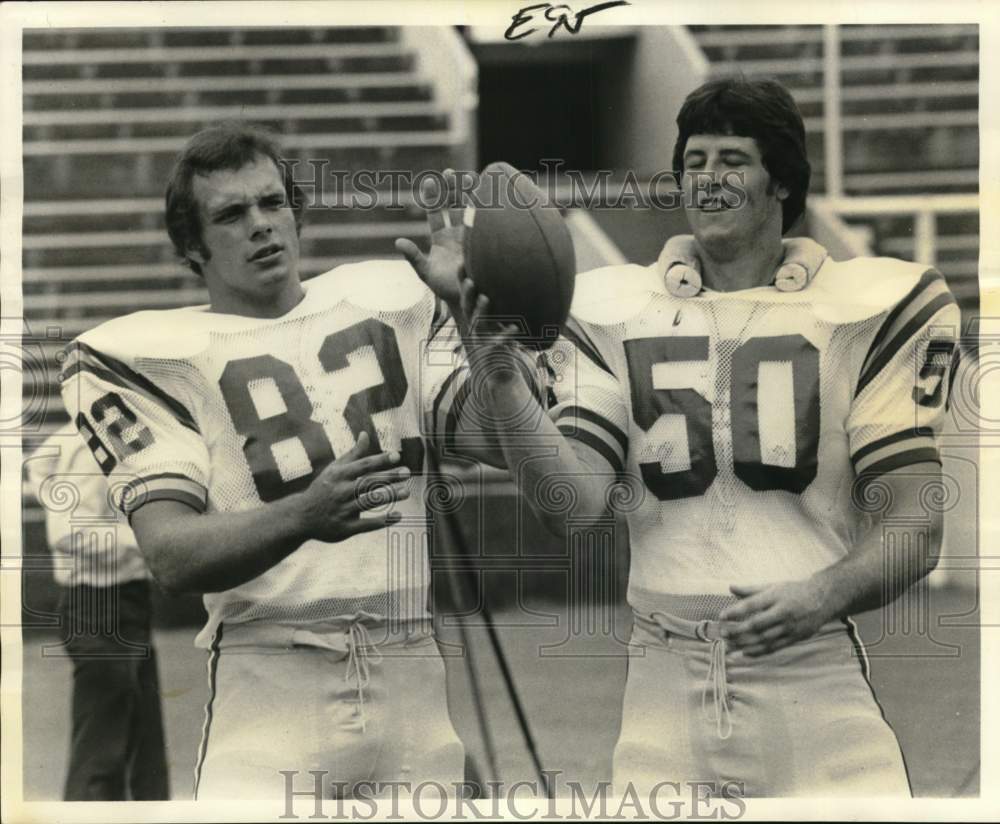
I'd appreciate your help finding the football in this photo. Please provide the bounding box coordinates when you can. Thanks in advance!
[463,161,576,350]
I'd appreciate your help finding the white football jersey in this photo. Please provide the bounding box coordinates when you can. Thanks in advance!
[26,423,150,588]
[547,253,960,620]
[60,261,454,647]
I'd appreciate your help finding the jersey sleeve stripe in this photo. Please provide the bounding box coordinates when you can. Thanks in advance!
[856,446,941,483]
[870,278,954,362]
[429,297,451,341]
[557,417,626,469]
[558,425,624,475]
[438,352,543,451]
[129,488,207,517]
[856,270,955,394]
[855,291,956,399]
[852,426,933,465]
[860,269,943,368]
[443,372,475,452]
[121,473,208,517]
[562,317,614,376]
[429,360,465,443]
[852,430,938,475]
[556,405,629,453]
[63,341,200,433]
[60,356,201,435]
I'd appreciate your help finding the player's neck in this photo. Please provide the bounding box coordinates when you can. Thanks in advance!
[699,239,784,293]
[209,282,306,318]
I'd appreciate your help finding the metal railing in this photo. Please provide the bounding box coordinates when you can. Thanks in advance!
[816,25,978,278]
[816,193,979,271]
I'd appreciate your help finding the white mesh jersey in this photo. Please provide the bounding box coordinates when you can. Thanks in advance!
[547,254,960,619]
[60,260,455,647]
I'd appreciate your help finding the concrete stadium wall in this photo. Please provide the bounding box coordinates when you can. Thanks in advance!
[600,27,709,177]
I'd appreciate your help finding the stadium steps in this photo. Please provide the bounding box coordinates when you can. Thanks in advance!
[23,255,374,330]
[834,169,978,194]
[691,23,976,49]
[25,221,426,249]
[20,26,464,438]
[22,26,399,50]
[791,80,978,111]
[23,224,428,274]
[803,110,977,132]
[22,194,427,234]
[23,74,436,111]
[687,23,979,317]
[688,23,979,197]
[23,53,416,84]
[24,137,458,201]
[23,101,446,139]
[705,49,978,82]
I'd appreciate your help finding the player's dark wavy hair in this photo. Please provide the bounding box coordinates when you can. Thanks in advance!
[672,76,811,234]
[165,123,305,276]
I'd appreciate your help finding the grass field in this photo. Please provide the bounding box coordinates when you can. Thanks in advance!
[19,583,979,800]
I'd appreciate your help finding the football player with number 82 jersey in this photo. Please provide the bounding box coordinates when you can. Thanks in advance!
[60,125,472,800]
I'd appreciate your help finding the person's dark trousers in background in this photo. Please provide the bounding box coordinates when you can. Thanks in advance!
[60,579,169,800]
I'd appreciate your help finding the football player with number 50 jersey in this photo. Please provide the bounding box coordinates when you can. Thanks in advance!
[547,236,958,796]
[552,244,957,622]
[60,126,469,800]
[455,77,961,797]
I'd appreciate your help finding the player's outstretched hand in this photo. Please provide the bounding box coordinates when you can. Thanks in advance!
[396,168,473,305]
[291,431,411,543]
[718,578,834,657]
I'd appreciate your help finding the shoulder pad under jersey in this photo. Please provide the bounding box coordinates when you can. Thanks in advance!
[570,263,664,326]
[805,256,937,325]
[75,305,215,364]
[311,259,431,313]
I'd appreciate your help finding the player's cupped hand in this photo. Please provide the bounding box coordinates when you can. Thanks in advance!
[718,578,834,657]
[293,431,411,542]
[395,168,474,305]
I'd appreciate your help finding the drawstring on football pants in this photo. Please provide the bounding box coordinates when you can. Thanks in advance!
[344,621,383,732]
[646,612,735,741]
[701,634,733,740]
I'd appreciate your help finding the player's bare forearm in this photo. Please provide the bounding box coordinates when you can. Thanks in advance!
[482,367,611,538]
[130,496,316,593]
[815,463,944,618]
[721,464,943,656]
[452,279,612,535]
[130,433,409,593]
